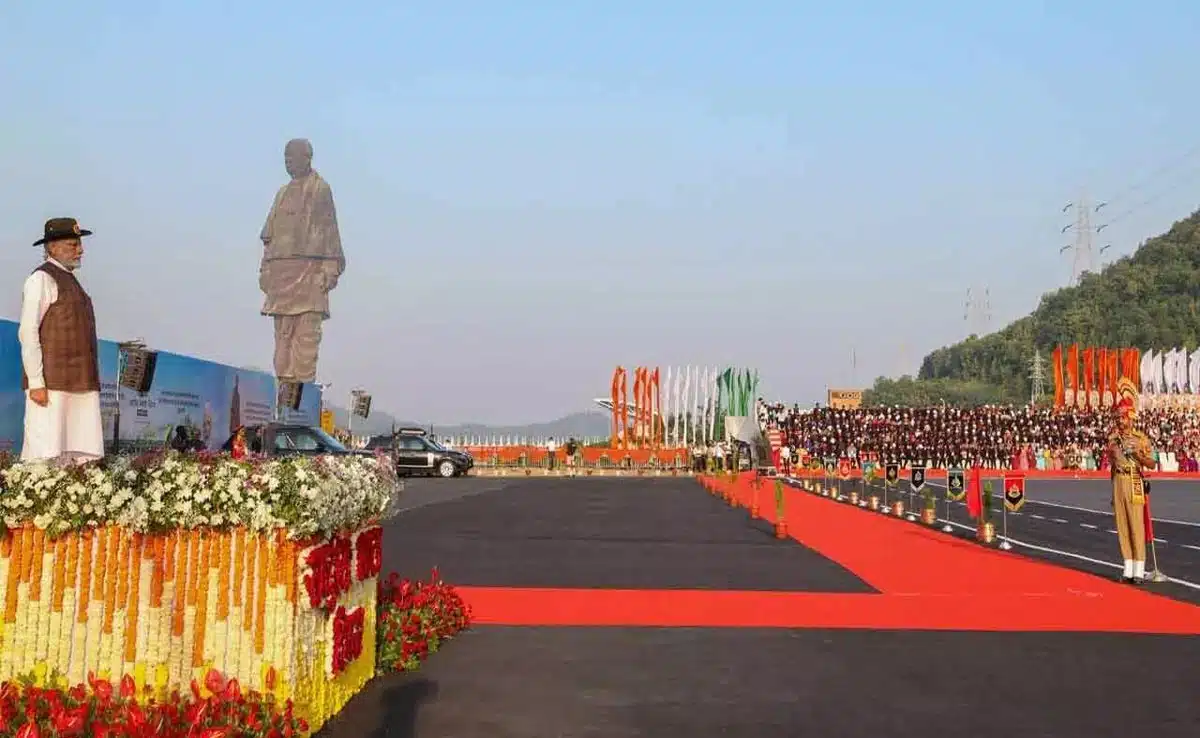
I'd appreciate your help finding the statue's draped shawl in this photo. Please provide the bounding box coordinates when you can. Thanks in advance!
[260,171,345,317]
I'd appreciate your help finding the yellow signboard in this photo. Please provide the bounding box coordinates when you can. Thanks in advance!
[320,409,335,434]
[827,389,863,409]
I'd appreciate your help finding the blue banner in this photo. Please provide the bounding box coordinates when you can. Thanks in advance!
[0,318,321,454]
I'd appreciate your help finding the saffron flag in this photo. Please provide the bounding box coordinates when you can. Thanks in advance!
[1051,345,1064,407]
[965,466,983,519]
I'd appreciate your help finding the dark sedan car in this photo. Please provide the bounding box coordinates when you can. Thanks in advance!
[386,429,473,478]
[221,423,368,457]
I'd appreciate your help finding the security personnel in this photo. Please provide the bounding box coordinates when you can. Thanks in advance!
[1106,377,1156,584]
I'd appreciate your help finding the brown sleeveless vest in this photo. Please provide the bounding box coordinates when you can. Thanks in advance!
[21,262,101,393]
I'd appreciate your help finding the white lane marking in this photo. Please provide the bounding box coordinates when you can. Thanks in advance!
[790,478,1200,568]
[935,518,1200,591]
[925,480,1200,527]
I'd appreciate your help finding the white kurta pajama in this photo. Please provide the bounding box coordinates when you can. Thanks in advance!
[18,259,104,463]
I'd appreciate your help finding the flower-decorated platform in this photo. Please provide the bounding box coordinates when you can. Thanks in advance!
[0,450,401,734]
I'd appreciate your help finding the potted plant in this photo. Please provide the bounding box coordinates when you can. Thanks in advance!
[863,463,880,510]
[774,478,788,538]
[977,480,997,543]
[919,483,937,525]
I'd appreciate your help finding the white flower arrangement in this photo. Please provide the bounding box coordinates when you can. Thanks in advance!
[0,450,401,539]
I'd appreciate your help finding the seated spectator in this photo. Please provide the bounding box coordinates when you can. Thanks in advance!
[754,401,1200,471]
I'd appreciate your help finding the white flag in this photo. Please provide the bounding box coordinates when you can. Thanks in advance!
[1141,350,1155,394]
[1189,348,1200,394]
[707,366,718,443]
[664,366,674,443]
[686,367,696,446]
[677,366,685,445]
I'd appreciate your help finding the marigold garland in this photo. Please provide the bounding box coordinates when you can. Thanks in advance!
[0,451,477,735]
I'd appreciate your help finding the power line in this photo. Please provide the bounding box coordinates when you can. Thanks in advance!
[1100,142,1200,212]
[1095,165,1200,230]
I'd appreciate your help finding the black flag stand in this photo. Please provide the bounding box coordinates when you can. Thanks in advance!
[944,467,963,534]
[905,464,920,522]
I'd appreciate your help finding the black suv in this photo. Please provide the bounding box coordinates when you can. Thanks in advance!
[221,423,367,457]
[387,429,473,478]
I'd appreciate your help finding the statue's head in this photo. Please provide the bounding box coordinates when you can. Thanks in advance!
[284,138,314,178]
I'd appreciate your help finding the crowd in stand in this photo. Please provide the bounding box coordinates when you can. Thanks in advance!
[757,402,1200,472]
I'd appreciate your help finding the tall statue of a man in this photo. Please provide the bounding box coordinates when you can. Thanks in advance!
[259,138,345,384]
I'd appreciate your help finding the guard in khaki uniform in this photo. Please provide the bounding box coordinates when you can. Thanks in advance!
[1106,377,1156,584]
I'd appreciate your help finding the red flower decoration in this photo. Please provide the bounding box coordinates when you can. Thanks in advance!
[0,669,306,737]
[303,534,356,611]
[355,527,383,581]
[331,605,366,675]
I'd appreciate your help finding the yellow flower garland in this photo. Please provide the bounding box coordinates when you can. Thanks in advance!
[0,524,380,736]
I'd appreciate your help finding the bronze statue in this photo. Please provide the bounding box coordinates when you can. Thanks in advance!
[259,138,345,383]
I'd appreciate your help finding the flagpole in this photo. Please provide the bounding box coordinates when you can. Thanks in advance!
[1146,487,1168,582]
[906,469,918,521]
[942,468,956,533]
[999,496,1013,551]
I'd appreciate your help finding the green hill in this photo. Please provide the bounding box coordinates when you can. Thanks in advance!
[864,207,1200,406]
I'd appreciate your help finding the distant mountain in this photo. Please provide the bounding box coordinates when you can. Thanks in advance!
[326,407,612,441]
[235,368,612,439]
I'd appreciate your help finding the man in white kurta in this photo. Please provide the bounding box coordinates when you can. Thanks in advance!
[18,217,105,464]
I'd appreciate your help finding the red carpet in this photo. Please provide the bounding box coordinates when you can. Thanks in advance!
[457,586,1200,633]
[455,476,1200,633]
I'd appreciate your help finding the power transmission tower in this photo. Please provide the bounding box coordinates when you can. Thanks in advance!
[1029,350,1047,405]
[964,287,993,336]
[1061,192,1108,286]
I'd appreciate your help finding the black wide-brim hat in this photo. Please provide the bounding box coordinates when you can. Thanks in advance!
[33,217,92,246]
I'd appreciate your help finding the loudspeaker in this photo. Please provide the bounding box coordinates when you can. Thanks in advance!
[352,393,372,419]
[119,347,157,393]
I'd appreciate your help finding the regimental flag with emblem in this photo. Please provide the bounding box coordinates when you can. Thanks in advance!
[824,458,837,477]
[837,458,852,480]
[862,461,878,482]
[884,463,899,487]
[946,468,965,501]
[1003,472,1026,512]
[910,464,927,491]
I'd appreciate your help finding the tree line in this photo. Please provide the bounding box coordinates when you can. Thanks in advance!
[863,207,1200,407]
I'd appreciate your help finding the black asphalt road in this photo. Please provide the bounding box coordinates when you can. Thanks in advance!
[317,477,1200,738]
[382,477,874,592]
[798,475,1200,604]
[325,627,1200,738]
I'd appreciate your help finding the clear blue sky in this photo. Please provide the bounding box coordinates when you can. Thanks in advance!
[3,1,1199,423]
